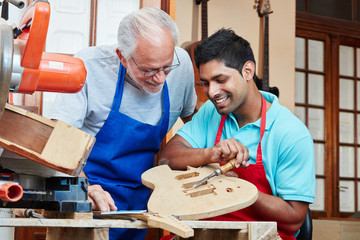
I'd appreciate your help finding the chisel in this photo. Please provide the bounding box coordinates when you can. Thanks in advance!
[192,159,237,188]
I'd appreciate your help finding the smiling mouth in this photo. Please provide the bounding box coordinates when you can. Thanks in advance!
[146,79,161,87]
[215,96,229,104]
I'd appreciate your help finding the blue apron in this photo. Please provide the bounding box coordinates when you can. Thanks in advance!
[84,63,170,240]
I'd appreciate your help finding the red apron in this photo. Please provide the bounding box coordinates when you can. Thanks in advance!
[210,96,295,240]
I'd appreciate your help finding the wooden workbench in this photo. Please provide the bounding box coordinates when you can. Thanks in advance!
[0,217,279,240]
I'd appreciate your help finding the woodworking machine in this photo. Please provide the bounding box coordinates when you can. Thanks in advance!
[0,0,91,213]
[0,0,86,117]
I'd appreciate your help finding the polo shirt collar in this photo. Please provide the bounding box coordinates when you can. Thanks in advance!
[228,91,280,130]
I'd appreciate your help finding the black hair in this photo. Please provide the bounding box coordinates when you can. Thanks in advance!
[194,28,256,76]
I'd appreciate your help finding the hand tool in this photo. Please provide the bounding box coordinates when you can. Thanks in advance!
[192,158,237,188]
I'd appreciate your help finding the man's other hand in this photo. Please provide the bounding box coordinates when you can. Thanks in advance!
[88,184,117,212]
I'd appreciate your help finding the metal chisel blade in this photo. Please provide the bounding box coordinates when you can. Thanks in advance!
[192,159,237,188]
[192,171,217,188]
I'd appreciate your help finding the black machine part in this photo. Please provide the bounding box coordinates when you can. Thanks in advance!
[0,175,91,212]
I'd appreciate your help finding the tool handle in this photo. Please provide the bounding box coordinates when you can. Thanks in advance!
[219,159,237,174]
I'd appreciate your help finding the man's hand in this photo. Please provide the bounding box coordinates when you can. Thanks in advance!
[210,138,250,173]
[88,184,117,212]
[160,135,250,171]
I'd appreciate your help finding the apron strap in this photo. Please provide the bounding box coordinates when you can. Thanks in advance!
[256,96,267,164]
[113,63,126,111]
[160,82,170,137]
[214,94,267,164]
[214,115,227,146]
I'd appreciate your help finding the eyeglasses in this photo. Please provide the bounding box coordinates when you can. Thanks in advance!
[131,50,181,77]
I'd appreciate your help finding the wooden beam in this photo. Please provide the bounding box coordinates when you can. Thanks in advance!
[0,218,148,228]
[168,0,176,20]
[89,0,98,46]
[140,0,161,9]
[0,104,95,176]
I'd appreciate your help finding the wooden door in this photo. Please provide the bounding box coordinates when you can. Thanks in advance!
[297,10,360,218]
[337,36,360,217]
[295,30,332,218]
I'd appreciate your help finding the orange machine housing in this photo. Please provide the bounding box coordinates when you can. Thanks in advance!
[13,1,86,94]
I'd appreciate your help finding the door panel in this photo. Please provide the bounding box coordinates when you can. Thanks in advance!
[46,0,91,54]
[96,0,140,46]
[338,40,360,217]
[295,32,330,216]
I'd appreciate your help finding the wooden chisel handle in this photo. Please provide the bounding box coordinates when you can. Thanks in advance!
[219,158,237,174]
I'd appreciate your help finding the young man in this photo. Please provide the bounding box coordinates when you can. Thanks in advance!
[159,28,315,240]
[50,7,197,240]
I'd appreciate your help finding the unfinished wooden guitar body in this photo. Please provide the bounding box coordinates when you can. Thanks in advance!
[142,164,258,220]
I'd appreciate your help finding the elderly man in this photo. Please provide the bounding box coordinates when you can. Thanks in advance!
[50,7,196,240]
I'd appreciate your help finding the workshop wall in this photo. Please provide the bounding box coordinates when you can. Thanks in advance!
[175,0,296,112]
[166,0,296,134]
[14,0,296,127]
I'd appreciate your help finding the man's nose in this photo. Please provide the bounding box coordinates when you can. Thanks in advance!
[152,70,166,84]
[207,82,220,98]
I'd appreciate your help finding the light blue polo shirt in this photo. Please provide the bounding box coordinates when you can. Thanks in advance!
[177,91,315,203]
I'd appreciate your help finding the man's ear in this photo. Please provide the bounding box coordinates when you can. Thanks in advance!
[116,48,127,68]
[242,61,255,81]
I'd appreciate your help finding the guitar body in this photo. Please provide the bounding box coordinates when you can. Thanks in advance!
[141,164,258,220]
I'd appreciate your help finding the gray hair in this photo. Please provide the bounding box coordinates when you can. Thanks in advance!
[117,7,179,59]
